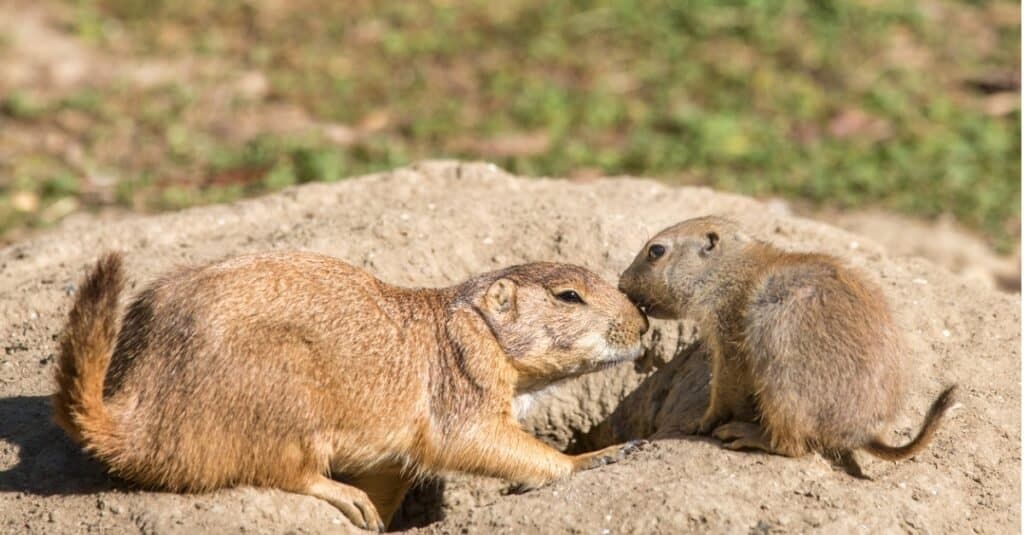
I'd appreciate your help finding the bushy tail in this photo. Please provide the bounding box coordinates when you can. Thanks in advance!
[864,385,959,461]
[52,252,125,457]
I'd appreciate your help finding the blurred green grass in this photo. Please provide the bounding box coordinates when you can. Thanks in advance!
[1,0,1019,249]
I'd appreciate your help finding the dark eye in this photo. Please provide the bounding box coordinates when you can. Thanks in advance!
[648,244,666,260]
[555,290,585,304]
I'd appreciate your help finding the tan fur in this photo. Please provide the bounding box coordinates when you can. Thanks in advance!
[619,216,957,475]
[53,251,648,531]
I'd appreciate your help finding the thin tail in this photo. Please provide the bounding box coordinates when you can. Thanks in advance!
[864,385,959,461]
[52,252,125,457]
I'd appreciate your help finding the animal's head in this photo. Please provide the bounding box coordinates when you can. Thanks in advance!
[618,216,750,319]
[473,263,648,391]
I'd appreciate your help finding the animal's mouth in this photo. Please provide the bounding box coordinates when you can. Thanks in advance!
[633,299,676,320]
[624,291,661,319]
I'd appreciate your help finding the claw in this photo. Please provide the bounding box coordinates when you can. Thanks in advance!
[606,439,648,464]
[621,439,649,456]
[574,439,649,472]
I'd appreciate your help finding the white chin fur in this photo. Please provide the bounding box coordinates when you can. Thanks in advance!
[579,332,644,364]
[513,384,558,422]
[512,393,534,422]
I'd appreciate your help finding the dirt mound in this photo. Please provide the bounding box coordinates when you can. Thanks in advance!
[826,210,1020,293]
[0,161,1018,533]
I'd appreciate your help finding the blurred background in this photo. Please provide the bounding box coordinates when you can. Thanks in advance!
[0,0,1019,261]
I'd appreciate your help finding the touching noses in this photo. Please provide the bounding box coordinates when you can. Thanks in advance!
[617,274,648,336]
[617,274,631,296]
[637,307,650,335]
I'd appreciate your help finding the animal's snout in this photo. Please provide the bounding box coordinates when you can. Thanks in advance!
[607,301,649,349]
[619,300,649,338]
[617,273,632,296]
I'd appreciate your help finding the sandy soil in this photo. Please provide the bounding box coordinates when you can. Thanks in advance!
[0,161,1019,534]
[824,210,1020,294]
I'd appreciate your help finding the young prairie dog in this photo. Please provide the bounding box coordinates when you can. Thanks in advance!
[53,251,648,531]
[618,216,957,475]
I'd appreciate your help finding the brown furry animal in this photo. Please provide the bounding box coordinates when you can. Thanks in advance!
[618,216,957,475]
[53,251,649,531]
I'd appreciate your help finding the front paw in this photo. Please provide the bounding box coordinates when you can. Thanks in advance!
[697,415,723,435]
[711,421,772,453]
[614,439,648,460]
[575,440,648,471]
[711,421,752,442]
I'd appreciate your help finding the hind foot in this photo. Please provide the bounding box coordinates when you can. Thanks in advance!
[712,421,774,453]
[829,449,871,480]
[713,421,809,457]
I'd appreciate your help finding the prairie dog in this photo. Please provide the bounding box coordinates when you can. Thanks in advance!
[53,251,649,531]
[618,216,957,474]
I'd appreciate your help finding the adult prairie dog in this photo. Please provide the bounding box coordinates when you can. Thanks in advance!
[618,216,956,474]
[53,251,648,530]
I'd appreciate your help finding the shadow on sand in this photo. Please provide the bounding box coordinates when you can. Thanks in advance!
[0,394,112,496]
[575,336,712,452]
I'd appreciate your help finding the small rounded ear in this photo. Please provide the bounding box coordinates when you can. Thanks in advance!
[700,232,720,256]
[705,232,719,251]
[484,278,518,317]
